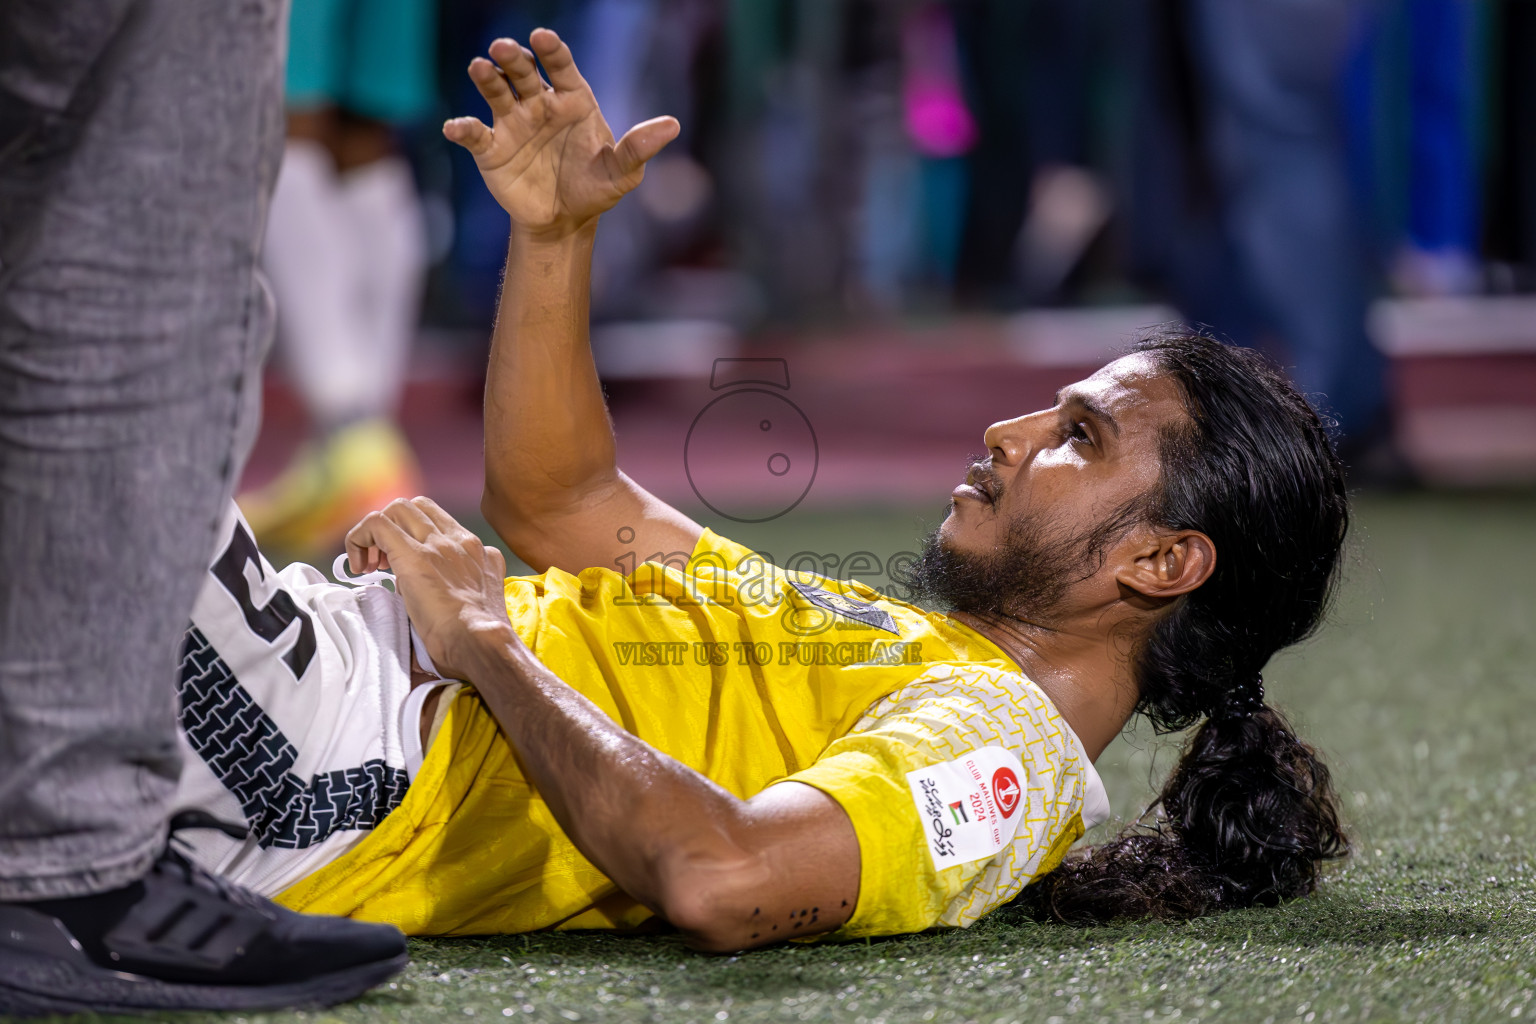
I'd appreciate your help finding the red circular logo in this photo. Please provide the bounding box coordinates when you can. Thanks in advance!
[991,767,1021,818]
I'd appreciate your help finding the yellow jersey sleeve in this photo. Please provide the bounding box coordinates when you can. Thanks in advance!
[784,664,1107,938]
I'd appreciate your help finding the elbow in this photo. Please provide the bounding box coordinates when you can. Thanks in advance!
[479,490,546,571]
[480,488,512,537]
[662,888,753,954]
[653,857,768,953]
[480,482,521,534]
[479,491,520,551]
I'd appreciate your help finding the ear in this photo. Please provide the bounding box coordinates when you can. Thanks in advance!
[1113,527,1216,601]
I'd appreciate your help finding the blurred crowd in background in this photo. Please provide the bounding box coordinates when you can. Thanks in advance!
[246,0,1536,548]
[412,0,1536,319]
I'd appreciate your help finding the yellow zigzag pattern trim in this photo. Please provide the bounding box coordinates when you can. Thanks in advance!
[848,663,1091,927]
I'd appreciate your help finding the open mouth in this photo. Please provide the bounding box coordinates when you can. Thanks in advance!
[960,462,997,504]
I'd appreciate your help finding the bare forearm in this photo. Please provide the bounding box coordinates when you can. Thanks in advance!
[345,497,859,950]
[464,630,754,918]
[482,222,617,518]
[454,28,701,571]
[479,220,704,575]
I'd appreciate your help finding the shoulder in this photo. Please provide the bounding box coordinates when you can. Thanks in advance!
[856,662,1073,747]
[686,528,763,571]
[786,661,1109,937]
[839,661,1108,831]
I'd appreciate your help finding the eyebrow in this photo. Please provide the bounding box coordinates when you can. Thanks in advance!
[1054,387,1121,438]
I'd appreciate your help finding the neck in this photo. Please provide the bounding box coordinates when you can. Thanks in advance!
[947,609,1140,760]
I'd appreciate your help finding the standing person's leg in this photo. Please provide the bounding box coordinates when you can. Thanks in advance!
[1190,0,1387,440]
[0,0,282,905]
[0,0,407,1011]
[1120,0,1266,351]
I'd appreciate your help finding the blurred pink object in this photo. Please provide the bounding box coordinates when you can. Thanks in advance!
[901,3,979,158]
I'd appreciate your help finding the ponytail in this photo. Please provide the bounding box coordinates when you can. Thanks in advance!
[1023,706,1347,923]
[1022,330,1352,924]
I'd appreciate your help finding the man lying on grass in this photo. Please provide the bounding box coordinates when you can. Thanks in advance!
[169,29,1347,948]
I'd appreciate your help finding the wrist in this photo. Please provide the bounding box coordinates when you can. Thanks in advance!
[454,620,523,680]
[512,218,599,252]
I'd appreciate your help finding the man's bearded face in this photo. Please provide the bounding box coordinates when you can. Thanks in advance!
[906,355,1187,623]
[901,462,1136,622]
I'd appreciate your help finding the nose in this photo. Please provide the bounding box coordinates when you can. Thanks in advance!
[983,411,1050,466]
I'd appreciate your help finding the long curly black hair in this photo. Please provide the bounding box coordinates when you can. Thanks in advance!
[1021,329,1351,923]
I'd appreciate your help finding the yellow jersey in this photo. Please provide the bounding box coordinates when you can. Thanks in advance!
[275,529,1106,937]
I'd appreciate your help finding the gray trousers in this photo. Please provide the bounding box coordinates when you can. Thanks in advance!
[0,0,287,898]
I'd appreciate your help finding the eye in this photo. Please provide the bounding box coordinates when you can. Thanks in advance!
[1067,420,1093,446]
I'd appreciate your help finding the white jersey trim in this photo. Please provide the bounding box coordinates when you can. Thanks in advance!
[1056,718,1112,830]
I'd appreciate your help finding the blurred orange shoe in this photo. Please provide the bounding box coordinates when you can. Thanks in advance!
[238,418,424,565]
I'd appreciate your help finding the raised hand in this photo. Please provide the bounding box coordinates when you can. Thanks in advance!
[444,29,680,239]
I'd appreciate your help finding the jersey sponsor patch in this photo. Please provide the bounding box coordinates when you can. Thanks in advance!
[906,746,1027,869]
[786,578,900,634]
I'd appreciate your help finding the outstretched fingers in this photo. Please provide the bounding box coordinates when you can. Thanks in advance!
[612,116,682,177]
[467,56,515,117]
[529,28,588,93]
[443,115,493,155]
[489,37,547,100]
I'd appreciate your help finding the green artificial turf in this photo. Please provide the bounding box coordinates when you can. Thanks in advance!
[26,491,1536,1024]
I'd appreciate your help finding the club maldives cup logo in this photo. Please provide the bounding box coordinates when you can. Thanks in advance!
[991,766,1021,818]
[905,747,1028,869]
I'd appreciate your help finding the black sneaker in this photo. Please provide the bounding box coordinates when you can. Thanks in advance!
[0,816,408,1015]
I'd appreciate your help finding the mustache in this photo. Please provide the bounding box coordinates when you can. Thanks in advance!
[964,456,1002,504]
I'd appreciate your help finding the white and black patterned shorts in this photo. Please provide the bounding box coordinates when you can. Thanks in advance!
[171,504,417,896]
